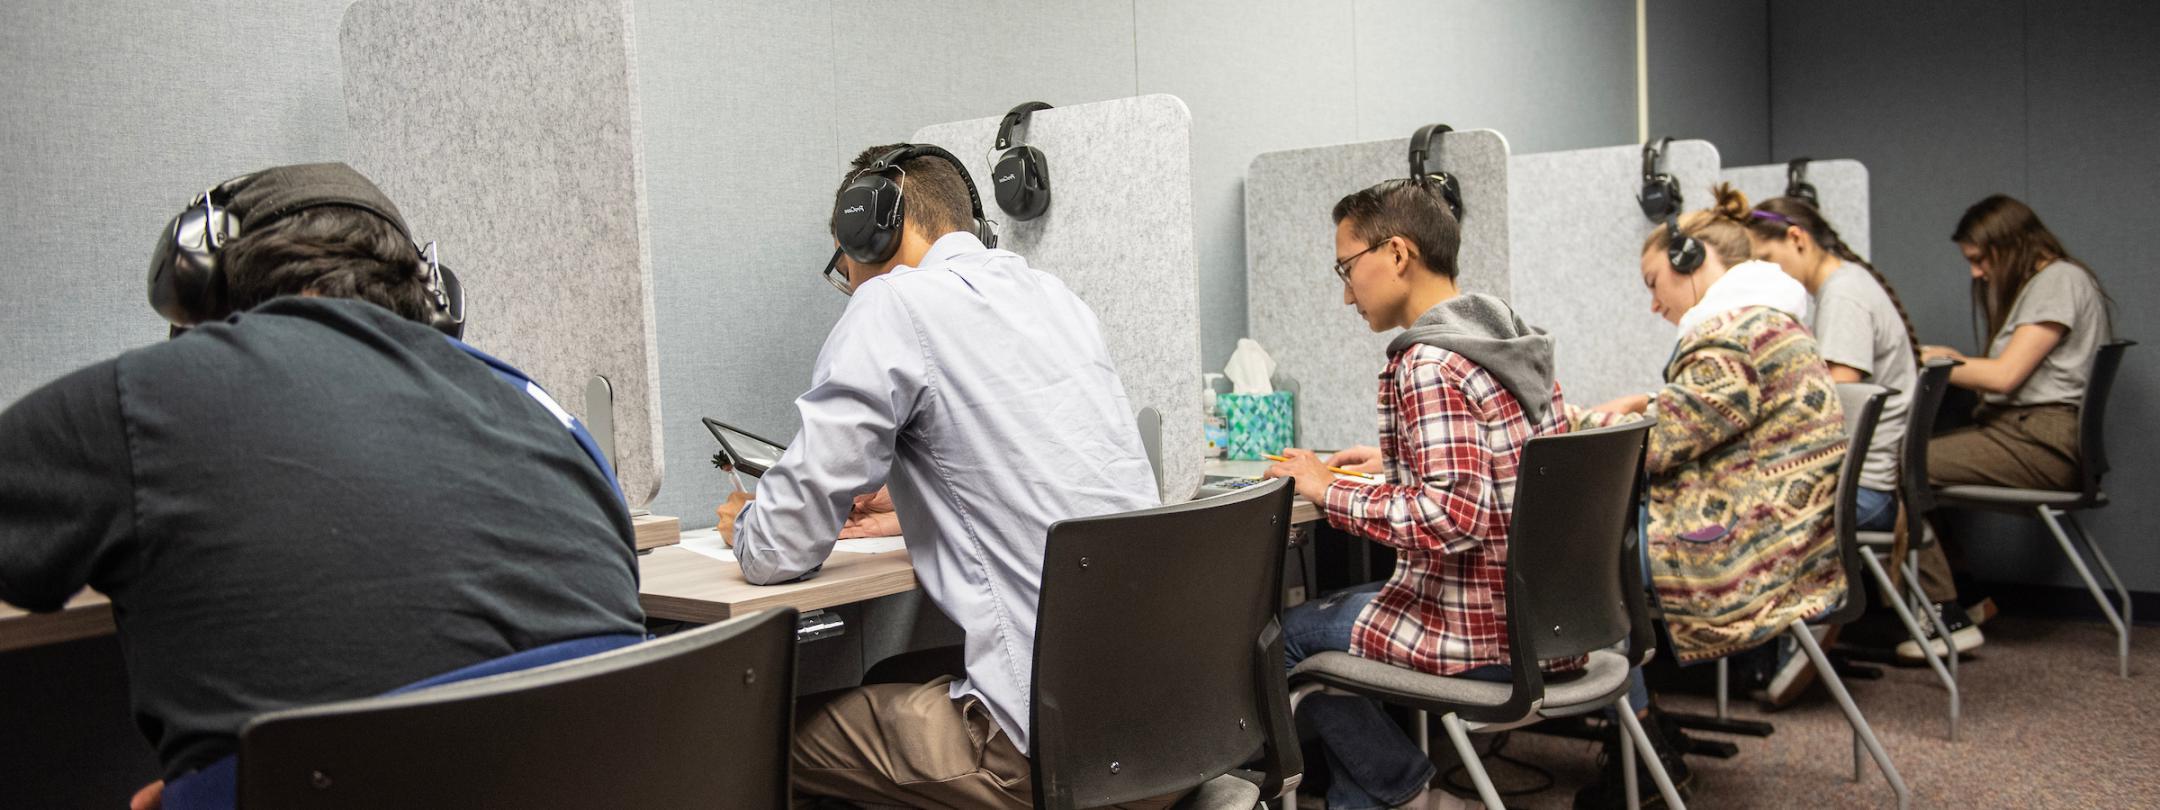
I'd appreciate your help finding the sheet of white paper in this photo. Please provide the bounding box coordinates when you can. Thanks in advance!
[834,536,908,555]
[676,527,736,563]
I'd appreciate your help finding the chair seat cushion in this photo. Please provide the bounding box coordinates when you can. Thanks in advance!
[1934,484,2103,509]
[1290,649,1630,717]
[1172,773,1262,810]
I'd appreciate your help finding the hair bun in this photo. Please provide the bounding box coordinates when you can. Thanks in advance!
[1710,182,1751,222]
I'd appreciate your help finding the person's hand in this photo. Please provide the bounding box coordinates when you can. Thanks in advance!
[839,510,903,539]
[851,487,894,517]
[1591,393,1652,415]
[715,490,755,548]
[1324,445,1386,475]
[1264,448,1336,503]
[130,780,164,810]
[1920,344,1966,362]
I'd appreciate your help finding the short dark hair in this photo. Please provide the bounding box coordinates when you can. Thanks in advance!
[1331,178,1460,278]
[222,207,435,322]
[832,144,974,241]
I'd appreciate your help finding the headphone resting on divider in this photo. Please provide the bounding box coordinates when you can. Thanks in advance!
[1408,123,1464,221]
[1637,136,1681,223]
[147,167,465,338]
[992,101,1054,221]
[1784,157,1818,206]
[832,144,999,265]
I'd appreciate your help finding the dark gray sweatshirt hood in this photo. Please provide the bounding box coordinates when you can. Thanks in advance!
[1384,293,1557,422]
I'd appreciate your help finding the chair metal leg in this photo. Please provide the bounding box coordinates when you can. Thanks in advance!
[1905,558,1960,678]
[1715,658,1731,720]
[1620,711,1639,810]
[1415,709,1430,754]
[1791,622,1909,810]
[1615,696,1686,810]
[1852,731,1864,782]
[2038,507,2130,677]
[2059,510,2132,678]
[1441,712,1507,810]
[1865,551,1959,740]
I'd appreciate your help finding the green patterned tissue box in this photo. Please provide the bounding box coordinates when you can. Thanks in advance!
[1221,392,1294,461]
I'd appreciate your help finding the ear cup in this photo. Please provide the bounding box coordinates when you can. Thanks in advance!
[428,263,466,339]
[1638,174,1680,222]
[1427,170,1464,221]
[992,145,1050,221]
[834,173,905,264]
[1785,157,1819,205]
[1666,210,1705,275]
[147,191,240,326]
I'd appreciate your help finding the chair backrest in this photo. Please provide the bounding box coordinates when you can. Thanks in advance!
[2076,340,2134,500]
[1898,358,1960,529]
[1484,420,1653,723]
[237,609,797,809]
[1828,383,1891,626]
[1030,478,1299,809]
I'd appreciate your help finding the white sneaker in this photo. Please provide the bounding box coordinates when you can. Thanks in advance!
[1896,602,1985,661]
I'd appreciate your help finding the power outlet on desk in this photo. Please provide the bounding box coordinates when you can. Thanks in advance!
[797,609,846,643]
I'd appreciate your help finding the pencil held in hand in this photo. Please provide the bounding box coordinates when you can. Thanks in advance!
[1262,453,1382,481]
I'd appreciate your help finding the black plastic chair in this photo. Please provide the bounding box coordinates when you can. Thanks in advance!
[1851,360,1965,739]
[1030,477,1301,810]
[236,609,797,809]
[1933,339,2136,676]
[1285,421,1682,810]
[1803,383,1913,806]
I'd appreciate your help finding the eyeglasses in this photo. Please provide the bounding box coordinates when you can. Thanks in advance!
[822,248,853,296]
[1332,239,1388,284]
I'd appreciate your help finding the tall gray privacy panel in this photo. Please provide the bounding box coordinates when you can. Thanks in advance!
[340,0,666,507]
[911,94,1205,501]
[1721,158,1873,258]
[1509,140,1720,406]
[1245,129,1513,450]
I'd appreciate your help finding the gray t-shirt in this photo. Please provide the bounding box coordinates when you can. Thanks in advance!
[1985,261,2112,407]
[1814,262,1917,492]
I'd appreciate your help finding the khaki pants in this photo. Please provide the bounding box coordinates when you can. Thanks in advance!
[792,676,1181,809]
[1902,404,2079,603]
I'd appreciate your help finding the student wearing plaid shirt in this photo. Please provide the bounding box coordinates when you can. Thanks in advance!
[1265,178,1567,810]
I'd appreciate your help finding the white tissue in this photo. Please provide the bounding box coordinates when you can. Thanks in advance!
[1224,338,1276,395]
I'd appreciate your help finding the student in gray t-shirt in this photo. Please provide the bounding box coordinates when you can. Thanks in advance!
[1742,195,1919,531]
[1905,195,2115,658]
[1741,190,1925,700]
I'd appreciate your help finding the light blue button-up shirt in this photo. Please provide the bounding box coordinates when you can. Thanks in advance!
[733,232,1158,752]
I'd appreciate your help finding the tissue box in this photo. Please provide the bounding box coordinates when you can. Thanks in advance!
[1221,392,1294,461]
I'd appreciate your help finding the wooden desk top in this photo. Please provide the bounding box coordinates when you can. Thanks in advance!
[0,589,115,654]
[638,545,917,624]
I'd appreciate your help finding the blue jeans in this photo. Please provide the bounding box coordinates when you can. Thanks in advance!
[1855,486,1897,532]
[1284,583,1510,810]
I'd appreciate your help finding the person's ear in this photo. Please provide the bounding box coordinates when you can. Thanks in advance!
[1788,225,1811,253]
[1389,237,1414,279]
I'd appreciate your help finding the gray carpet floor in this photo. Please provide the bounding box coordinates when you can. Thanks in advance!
[1422,617,2157,808]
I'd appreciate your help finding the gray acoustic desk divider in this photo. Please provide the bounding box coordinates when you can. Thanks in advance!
[1508,140,1720,407]
[912,94,1205,501]
[1721,159,1872,259]
[1246,130,1513,450]
[341,0,665,506]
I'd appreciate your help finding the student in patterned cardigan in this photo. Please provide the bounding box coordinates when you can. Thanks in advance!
[1570,184,1849,809]
[1264,178,1569,810]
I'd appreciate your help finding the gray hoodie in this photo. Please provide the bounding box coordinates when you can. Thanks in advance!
[1383,293,1558,423]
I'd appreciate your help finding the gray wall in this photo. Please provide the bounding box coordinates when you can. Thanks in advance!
[1648,0,1771,166]
[1764,1,2160,592]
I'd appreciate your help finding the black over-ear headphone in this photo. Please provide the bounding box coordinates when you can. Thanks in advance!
[1408,124,1465,221]
[148,172,465,338]
[1784,157,1819,206]
[1638,137,1681,222]
[1665,206,1705,275]
[991,101,1054,221]
[833,144,999,265]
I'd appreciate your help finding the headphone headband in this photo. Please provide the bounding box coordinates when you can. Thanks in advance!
[1406,123,1464,221]
[861,144,990,226]
[1785,156,1819,205]
[995,101,1054,150]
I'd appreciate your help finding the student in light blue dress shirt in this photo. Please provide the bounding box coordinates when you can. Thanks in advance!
[716,143,1160,808]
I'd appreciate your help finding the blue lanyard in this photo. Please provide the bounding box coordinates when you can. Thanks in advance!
[446,337,626,502]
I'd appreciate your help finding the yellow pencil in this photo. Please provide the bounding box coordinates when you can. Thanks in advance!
[1262,453,1382,481]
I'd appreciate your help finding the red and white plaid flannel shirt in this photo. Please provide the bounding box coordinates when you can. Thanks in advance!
[1321,344,1575,675]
